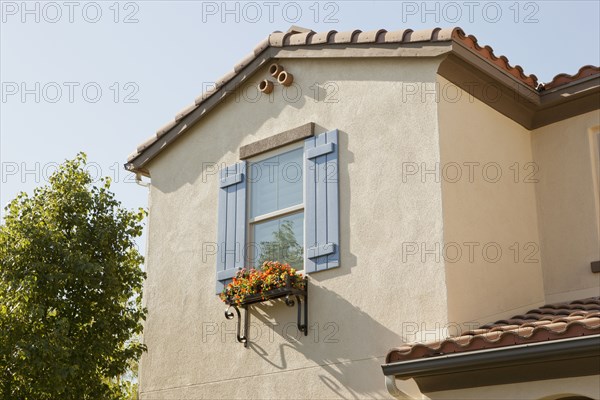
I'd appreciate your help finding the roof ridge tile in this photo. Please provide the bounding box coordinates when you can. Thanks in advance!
[332,29,362,44]
[356,29,387,44]
[287,31,316,46]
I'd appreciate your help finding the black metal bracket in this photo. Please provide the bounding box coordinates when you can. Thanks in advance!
[224,304,249,346]
[223,277,308,348]
[284,292,308,336]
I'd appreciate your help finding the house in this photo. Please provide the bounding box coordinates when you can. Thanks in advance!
[125,26,600,399]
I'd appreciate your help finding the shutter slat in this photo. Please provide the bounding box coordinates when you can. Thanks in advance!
[314,133,328,272]
[306,142,334,159]
[304,137,317,273]
[216,168,228,275]
[224,183,237,269]
[217,267,242,281]
[220,173,243,188]
[234,162,246,269]
[307,243,336,258]
[325,130,340,269]
[215,161,247,293]
[304,130,340,273]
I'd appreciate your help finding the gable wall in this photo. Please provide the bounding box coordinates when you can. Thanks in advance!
[139,57,449,399]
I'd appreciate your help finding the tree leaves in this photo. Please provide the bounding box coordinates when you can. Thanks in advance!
[0,153,147,400]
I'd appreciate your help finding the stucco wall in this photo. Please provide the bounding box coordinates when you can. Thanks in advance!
[437,76,545,325]
[139,57,450,399]
[532,111,600,303]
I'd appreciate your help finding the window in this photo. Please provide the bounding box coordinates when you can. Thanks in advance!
[215,129,340,293]
[248,145,304,270]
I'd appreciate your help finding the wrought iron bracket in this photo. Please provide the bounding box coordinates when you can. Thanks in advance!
[223,277,308,348]
[224,304,249,347]
[284,293,308,336]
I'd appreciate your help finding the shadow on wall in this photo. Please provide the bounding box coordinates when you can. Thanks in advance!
[247,284,407,399]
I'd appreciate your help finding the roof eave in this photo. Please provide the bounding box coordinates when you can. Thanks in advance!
[381,335,600,393]
[124,26,599,174]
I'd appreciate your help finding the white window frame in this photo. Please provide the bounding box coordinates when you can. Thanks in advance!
[246,141,305,269]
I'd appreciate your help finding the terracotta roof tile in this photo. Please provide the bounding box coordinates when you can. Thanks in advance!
[541,65,600,91]
[386,297,600,363]
[252,37,270,55]
[452,28,539,88]
[432,27,455,42]
[408,27,442,43]
[215,70,236,87]
[268,31,287,47]
[332,29,362,44]
[175,103,197,122]
[288,31,315,46]
[356,29,387,44]
[308,30,337,45]
[126,25,600,168]
[234,52,256,73]
[383,29,412,43]
[155,119,178,137]
[136,134,159,153]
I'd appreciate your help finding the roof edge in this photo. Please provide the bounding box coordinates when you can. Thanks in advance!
[382,335,600,392]
[125,26,600,174]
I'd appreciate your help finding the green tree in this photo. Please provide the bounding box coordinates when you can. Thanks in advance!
[0,153,147,400]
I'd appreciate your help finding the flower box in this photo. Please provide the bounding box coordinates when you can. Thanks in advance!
[220,261,308,347]
[224,275,307,306]
[220,261,306,306]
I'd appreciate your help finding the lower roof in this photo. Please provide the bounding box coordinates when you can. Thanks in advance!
[383,297,600,393]
[386,297,600,363]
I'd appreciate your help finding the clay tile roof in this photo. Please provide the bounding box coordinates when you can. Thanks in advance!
[125,25,600,170]
[451,28,539,88]
[541,65,600,91]
[386,297,600,364]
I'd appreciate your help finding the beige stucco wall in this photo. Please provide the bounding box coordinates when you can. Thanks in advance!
[532,112,600,303]
[138,56,599,399]
[139,57,451,399]
[437,76,545,325]
[428,375,600,400]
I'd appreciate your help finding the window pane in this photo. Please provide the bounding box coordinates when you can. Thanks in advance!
[252,212,304,270]
[250,147,303,217]
[249,158,277,217]
[278,148,303,209]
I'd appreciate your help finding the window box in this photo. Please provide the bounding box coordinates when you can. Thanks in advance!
[221,262,308,347]
[222,275,307,307]
[220,262,305,305]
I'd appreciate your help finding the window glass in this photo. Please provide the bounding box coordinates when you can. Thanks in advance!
[252,212,304,270]
[249,147,303,217]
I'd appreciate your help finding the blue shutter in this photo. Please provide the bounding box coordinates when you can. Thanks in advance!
[304,130,340,273]
[215,161,246,293]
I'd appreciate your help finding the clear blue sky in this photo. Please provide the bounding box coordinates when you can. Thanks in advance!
[1,1,599,256]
